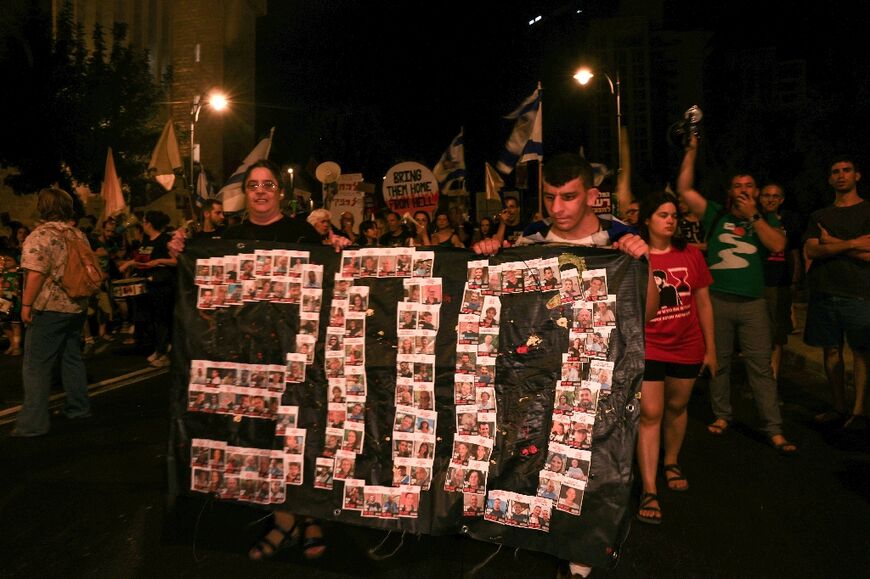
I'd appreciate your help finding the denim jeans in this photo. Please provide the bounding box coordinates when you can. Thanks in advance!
[15,310,90,436]
[709,293,783,437]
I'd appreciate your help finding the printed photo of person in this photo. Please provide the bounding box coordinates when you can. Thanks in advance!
[461,288,483,314]
[394,412,416,434]
[593,299,617,327]
[411,256,432,278]
[462,493,483,517]
[342,254,360,278]
[348,288,368,312]
[396,253,413,277]
[444,465,465,492]
[582,270,608,301]
[411,465,431,490]
[342,428,363,453]
[285,461,302,485]
[313,458,334,490]
[398,307,418,331]
[502,268,523,293]
[360,254,379,277]
[334,454,355,480]
[556,482,584,515]
[399,490,419,517]
[415,335,435,355]
[456,351,476,374]
[463,469,485,494]
[485,494,507,521]
[393,438,413,459]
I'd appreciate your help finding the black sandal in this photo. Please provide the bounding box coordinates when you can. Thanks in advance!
[636,492,662,525]
[663,464,689,492]
[301,519,327,560]
[248,518,300,561]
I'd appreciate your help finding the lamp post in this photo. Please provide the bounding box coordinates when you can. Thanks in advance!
[573,67,622,173]
[189,90,228,194]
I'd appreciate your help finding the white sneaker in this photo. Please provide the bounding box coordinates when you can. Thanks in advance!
[150,354,171,368]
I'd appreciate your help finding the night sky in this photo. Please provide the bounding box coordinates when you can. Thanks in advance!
[254,0,868,194]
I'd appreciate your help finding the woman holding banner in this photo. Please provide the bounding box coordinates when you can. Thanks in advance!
[170,160,349,562]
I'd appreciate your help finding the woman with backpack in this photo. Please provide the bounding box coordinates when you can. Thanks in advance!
[12,188,93,437]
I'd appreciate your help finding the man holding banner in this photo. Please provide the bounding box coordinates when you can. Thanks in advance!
[474,153,658,579]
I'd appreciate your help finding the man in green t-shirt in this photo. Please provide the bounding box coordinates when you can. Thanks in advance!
[677,134,797,454]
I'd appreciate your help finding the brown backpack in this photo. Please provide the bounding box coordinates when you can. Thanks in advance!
[59,229,106,298]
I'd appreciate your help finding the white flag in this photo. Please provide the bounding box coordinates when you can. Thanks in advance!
[148,119,182,191]
[218,127,275,212]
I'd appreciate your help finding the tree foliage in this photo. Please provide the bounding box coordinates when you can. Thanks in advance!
[0,2,164,198]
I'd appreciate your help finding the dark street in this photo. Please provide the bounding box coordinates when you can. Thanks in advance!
[2,317,869,579]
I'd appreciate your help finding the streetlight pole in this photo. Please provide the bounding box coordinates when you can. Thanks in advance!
[574,67,623,213]
[190,94,202,194]
[189,90,228,198]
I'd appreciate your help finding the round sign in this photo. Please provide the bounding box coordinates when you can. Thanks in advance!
[382,161,439,218]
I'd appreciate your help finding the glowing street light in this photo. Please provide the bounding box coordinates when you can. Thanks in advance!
[573,67,622,176]
[190,90,229,192]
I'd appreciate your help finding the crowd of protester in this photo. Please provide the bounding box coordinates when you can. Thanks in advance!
[2,139,867,578]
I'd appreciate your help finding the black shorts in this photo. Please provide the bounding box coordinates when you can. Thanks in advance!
[643,359,703,381]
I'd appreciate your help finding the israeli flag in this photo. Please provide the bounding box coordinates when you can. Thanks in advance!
[218,127,274,213]
[432,128,466,194]
[496,86,543,174]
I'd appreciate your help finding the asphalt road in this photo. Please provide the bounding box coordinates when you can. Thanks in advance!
[1,350,869,578]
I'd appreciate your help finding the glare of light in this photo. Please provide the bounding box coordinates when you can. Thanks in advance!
[208,92,228,111]
[573,68,594,86]
[528,15,542,25]
[287,167,294,175]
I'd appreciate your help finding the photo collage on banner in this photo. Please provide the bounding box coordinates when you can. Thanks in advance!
[189,252,314,499]
[444,259,501,517]
[483,262,615,530]
[191,438,288,504]
[193,250,316,309]
[188,247,619,531]
[326,247,432,519]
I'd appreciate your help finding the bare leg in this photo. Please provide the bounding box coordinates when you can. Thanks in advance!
[823,346,848,415]
[662,376,696,490]
[848,350,868,420]
[636,380,664,520]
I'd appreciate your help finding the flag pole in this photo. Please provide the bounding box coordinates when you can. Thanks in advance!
[537,81,543,218]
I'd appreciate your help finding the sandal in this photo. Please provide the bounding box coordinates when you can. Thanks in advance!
[770,436,798,456]
[663,464,689,492]
[707,419,729,436]
[636,492,662,525]
[301,519,327,560]
[248,517,300,561]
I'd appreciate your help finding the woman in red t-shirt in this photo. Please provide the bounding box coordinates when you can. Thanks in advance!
[635,193,716,525]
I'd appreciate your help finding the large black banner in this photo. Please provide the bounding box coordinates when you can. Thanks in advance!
[169,239,646,567]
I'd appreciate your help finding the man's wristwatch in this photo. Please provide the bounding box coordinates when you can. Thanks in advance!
[749,213,762,223]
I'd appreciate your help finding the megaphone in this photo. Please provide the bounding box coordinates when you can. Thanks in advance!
[315,161,341,184]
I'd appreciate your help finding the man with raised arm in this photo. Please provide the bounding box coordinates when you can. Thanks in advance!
[677,134,796,454]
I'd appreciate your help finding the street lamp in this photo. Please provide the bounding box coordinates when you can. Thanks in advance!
[189,90,229,193]
[573,67,622,174]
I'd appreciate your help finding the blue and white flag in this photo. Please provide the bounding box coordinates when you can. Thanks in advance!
[496,86,543,174]
[218,127,275,212]
[432,128,466,194]
[195,167,214,207]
